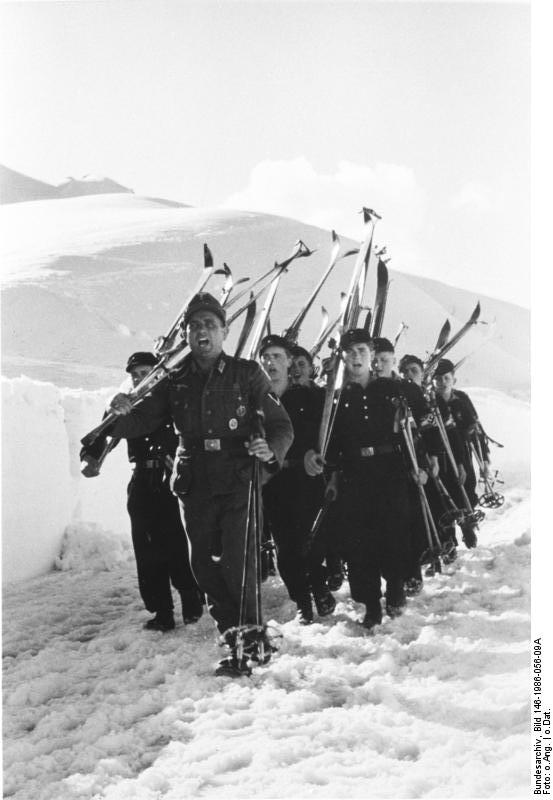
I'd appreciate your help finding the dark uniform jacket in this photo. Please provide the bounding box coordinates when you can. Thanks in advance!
[328,377,440,474]
[109,352,294,496]
[280,384,325,466]
[438,389,489,462]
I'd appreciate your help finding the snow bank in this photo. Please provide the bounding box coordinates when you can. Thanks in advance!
[1,376,131,584]
[1,376,530,586]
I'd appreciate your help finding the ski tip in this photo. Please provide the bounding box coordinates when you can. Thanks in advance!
[471,301,481,321]
[203,243,214,268]
[361,207,382,222]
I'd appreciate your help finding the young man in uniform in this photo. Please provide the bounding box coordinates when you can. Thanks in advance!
[398,354,424,388]
[433,358,492,548]
[399,352,473,560]
[80,352,203,632]
[305,331,439,631]
[259,335,335,624]
[290,344,316,387]
[289,342,345,591]
[107,294,294,675]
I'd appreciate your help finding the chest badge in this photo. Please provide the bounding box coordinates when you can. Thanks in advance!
[236,405,246,417]
[229,418,238,430]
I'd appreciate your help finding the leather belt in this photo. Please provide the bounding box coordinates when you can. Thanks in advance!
[179,436,249,453]
[359,444,401,458]
[132,459,163,469]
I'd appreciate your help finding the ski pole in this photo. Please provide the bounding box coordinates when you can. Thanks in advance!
[399,412,442,567]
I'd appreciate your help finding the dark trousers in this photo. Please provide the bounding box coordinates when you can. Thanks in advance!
[178,484,259,634]
[263,468,327,601]
[340,457,411,609]
[127,469,198,613]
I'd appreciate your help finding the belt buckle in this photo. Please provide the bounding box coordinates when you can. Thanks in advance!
[204,438,221,451]
[360,446,375,457]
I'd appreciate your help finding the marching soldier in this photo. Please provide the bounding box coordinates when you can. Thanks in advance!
[259,335,336,624]
[80,352,203,631]
[433,358,492,548]
[106,294,294,676]
[306,332,440,631]
[289,343,345,590]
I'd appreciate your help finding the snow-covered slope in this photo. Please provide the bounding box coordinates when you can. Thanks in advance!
[1,187,528,394]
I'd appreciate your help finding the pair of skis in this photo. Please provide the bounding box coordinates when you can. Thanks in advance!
[80,240,313,448]
[317,208,381,460]
[423,303,481,382]
[304,208,381,552]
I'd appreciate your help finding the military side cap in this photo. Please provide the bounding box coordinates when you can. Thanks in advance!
[339,328,373,350]
[399,353,423,372]
[259,334,293,355]
[290,344,313,363]
[372,337,395,354]
[184,292,226,326]
[125,351,158,372]
[434,358,455,376]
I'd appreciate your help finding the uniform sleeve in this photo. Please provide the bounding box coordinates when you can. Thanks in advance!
[248,363,294,466]
[80,416,117,460]
[109,384,171,440]
[405,383,441,456]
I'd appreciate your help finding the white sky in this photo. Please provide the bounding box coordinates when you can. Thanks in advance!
[0,1,531,305]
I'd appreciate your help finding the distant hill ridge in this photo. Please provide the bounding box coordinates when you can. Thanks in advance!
[0,169,529,395]
[0,165,134,204]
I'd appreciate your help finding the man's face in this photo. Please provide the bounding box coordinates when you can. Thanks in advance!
[186,311,227,360]
[261,346,292,383]
[129,364,153,388]
[344,343,373,381]
[434,371,456,395]
[401,361,424,386]
[291,355,313,386]
[372,350,395,379]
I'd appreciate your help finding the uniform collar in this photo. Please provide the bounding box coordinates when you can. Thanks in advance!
[188,351,228,375]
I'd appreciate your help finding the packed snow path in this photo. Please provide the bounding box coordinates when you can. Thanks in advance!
[3,490,530,800]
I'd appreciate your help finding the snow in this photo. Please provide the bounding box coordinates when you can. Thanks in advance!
[1,376,129,583]
[2,488,531,800]
[1,371,532,798]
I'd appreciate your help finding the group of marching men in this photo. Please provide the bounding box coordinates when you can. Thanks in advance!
[80,291,494,677]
